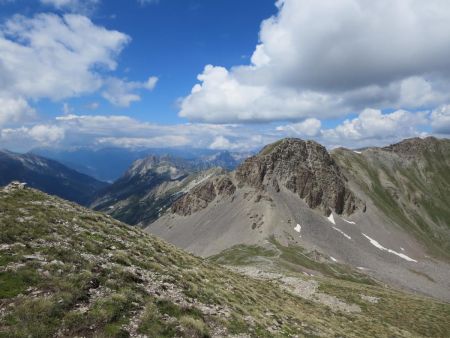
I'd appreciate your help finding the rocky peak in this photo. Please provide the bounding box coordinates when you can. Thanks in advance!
[235,138,360,215]
[382,137,450,158]
[126,155,189,180]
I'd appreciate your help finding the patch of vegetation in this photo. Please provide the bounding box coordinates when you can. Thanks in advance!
[2,297,61,337]
[208,244,277,266]
[0,253,16,266]
[268,237,376,285]
[138,302,177,337]
[179,316,209,338]
[318,280,450,338]
[0,268,39,299]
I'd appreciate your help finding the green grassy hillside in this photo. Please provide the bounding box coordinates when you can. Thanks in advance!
[1,186,449,337]
[332,138,450,259]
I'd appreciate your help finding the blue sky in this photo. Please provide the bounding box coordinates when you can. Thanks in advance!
[98,0,275,124]
[0,0,449,152]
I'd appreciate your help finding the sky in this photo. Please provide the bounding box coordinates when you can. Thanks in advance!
[1,0,450,152]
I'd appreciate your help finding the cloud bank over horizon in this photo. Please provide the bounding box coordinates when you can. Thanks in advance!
[1,106,444,153]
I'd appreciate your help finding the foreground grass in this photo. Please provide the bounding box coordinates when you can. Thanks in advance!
[1,187,449,337]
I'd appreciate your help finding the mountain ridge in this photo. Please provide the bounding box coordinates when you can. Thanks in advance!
[90,153,231,226]
[0,149,107,205]
[31,147,247,182]
[146,137,450,302]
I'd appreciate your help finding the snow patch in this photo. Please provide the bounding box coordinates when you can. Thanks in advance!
[327,213,336,225]
[332,226,352,240]
[353,151,362,154]
[294,224,301,233]
[362,234,417,262]
[400,247,405,251]
[330,257,337,262]
[342,218,356,224]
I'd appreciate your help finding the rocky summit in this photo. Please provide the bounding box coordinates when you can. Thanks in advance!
[235,138,361,215]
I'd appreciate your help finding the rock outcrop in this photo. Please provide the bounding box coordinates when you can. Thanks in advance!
[235,138,360,215]
[172,175,235,216]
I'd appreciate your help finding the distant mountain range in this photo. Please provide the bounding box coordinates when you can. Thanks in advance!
[0,146,249,208]
[90,154,232,225]
[31,147,249,182]
[0,149,108,205]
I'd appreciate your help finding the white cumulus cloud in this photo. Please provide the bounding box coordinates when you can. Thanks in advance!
[430,105,450,134]
[102,76,158,107]
[1,124,65,147]
[180,0,450,123]
[0,13,129,101]
[0,12,153,127]
[322,109,428,143]
[28,124,66,144]
[0,96,35,127]
[209,136,234,150]
[276,118,321,137]
[275,108,430,148]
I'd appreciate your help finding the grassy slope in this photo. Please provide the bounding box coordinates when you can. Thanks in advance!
[332,146,450,259]
[209,238,375,285]
[208,242,450,338]
[1,188,449,337]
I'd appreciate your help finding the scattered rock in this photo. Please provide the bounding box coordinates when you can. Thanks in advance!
[360,294,380,303]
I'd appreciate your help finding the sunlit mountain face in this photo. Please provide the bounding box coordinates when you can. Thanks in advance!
[1,1,450,337]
